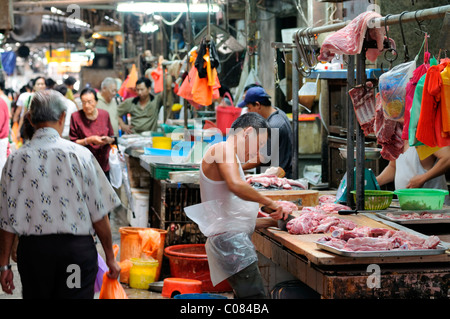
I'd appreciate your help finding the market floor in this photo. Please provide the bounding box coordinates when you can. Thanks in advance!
[0,205,234,299]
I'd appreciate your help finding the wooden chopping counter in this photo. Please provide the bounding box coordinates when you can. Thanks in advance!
[252,213,450,298]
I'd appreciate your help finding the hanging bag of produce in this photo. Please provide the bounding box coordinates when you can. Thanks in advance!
[378,60,416,121]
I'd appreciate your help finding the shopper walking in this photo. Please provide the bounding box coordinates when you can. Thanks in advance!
[69,87,115,180]
[0,90,121,299]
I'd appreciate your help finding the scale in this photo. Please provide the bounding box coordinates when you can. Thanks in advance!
[336,147,381,203]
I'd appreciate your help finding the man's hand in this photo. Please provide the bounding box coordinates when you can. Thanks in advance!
[406,174,425,189]
[105,259,121,280]
[266,201,290,221]
[0,269,14,294]
[122,124,133,135]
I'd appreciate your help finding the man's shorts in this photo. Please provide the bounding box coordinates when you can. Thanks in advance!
[227,261,267,299]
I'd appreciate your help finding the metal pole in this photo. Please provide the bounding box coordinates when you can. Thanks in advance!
[292,48,300,179]
[355,52,366,211]
[346,55,355,207]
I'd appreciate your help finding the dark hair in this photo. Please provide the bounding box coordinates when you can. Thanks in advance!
[64,76,77,86]
[45,78,56,88]
[219,86,233,102]
[231,112,271,137]
[79,87,98,101]
[244,83,262,92]
[257,97,271,107]
[136,77,152,88]
[53,84,68,96]
[31,76,46,87]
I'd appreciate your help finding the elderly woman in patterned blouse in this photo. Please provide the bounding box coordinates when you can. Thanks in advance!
[0,90,121,299]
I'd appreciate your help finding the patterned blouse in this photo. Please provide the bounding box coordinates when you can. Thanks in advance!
[0,127,120,236]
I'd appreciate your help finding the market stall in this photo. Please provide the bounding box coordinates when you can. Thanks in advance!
[250,4,450,299]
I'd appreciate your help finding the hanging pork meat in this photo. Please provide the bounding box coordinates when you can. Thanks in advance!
[348,82,376,136]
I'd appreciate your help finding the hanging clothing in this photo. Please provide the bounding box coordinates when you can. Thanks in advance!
[151,66,164,94]
[440,64,450,134]
[415,62,448,147]
[402,52,431,140]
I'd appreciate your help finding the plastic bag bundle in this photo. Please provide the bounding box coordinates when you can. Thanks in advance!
[378,60,416,121]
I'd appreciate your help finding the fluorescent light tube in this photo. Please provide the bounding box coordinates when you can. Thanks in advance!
[117,2,220,14]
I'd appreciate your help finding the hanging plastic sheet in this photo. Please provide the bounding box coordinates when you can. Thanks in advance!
[1,51,16,75]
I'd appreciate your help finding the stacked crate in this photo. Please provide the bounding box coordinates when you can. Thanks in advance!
[150,179,206,246]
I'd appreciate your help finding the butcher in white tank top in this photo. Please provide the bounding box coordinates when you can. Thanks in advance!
[395,146,450,205]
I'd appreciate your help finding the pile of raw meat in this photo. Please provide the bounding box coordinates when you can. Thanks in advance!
[386,212,450,220]
[348,83,404,161]
[246,175,306,190]
[317,227,441,251]
[286,205,354,235]
[318,194,337,204]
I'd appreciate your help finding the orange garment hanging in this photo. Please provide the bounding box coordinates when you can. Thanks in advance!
[151,66,164,94]
[441,63,450,134]
[415,62,447,147]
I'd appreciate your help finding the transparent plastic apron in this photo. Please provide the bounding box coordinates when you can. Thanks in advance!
[184,156,259,286]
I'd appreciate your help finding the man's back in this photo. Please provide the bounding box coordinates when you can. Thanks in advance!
[0,127,120,236]
[267,108,293,177]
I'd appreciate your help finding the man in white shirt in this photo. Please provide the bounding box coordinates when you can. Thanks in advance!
[0,90,121,299]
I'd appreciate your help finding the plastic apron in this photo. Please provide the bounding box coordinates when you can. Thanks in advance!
[184,158,259,286]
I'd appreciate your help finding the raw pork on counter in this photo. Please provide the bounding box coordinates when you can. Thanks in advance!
[317,225,441,251]
[318,195,337,204]
[246,175,306,190]
[386,212,450,220]
[286,209,357,235]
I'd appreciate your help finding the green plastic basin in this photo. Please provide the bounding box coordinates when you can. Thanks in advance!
[394,188,449,210]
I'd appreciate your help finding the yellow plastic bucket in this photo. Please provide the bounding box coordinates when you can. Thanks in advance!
[129,257,159,289]
[152,136,172,149]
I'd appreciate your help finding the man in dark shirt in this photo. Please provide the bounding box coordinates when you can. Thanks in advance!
[238,87,293,178]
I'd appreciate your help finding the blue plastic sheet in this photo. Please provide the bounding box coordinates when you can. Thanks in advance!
[1,51,16,75]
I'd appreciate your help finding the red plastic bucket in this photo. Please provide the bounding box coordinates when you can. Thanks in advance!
[216,106,241,135]
[164,244,232,292]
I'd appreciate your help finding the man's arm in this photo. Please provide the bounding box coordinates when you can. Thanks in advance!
[376,160,396,187]
[0,229,16,294]
[92,216,121,279]
[408,146,450,188]
[117,100,133,134]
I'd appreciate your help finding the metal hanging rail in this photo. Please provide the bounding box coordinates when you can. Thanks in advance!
[295,5,450,37]
[289,4,449,210]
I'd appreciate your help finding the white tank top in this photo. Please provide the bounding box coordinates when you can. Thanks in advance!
[395,146,448,191]
[199,154,246,203]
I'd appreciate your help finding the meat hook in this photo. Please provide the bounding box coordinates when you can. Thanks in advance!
[399,11,410,62]
[383,14,397,69]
